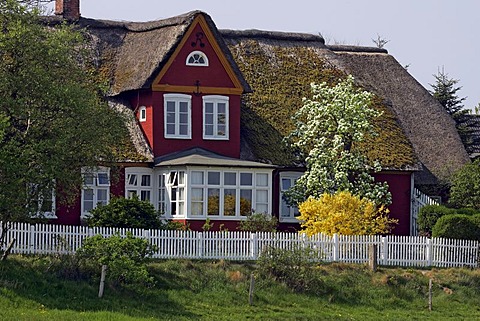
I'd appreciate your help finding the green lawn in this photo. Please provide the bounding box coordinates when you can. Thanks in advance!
[1,256,479,320]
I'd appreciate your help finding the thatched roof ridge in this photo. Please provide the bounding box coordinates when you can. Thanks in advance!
[328,44,388,54]
[220,29,326,44]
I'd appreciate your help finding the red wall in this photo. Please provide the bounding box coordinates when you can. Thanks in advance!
[275,171,413,236]
[374,172,412,236]
[150,92,241,158]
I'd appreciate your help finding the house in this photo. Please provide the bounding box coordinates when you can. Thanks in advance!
[46,0,469,235]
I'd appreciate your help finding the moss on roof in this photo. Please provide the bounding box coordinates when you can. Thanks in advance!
[228,40,417,169]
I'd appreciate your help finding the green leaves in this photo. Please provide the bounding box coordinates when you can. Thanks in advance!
[0,0,127,225]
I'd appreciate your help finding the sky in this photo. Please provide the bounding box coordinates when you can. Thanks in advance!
[45,0,480,110]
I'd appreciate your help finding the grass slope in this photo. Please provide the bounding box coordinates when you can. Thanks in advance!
[1,256,479,320]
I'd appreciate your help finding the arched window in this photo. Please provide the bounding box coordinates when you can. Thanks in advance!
[186,51,209,66]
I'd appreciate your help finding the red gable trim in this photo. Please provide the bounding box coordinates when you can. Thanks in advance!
[152,14,244,93]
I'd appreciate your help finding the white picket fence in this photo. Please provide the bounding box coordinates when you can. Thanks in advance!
[411,187,439,236]
[1,222,478,268]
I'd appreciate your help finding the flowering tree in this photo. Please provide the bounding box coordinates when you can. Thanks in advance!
[285,75,391,207]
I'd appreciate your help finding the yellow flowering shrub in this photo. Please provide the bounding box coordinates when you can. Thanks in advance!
[298,191,397,236]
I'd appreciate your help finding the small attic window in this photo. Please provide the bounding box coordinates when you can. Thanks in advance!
[139,106,147,122]
[186,51,209,66]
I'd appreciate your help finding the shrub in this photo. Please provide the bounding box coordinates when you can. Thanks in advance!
[238,212,278,232]
[76,232,155,286]
[432,214,480,241]
[86,196,162,229]
[256,246,324,294]
[298,191,396,236]
[417,205,455,236]
[449,160,480,210]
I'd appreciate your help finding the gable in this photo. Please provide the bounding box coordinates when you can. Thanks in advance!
[153,15,244,95]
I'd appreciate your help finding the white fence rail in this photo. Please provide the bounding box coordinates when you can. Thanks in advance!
[411,187,439,236]
[1,222,478,268]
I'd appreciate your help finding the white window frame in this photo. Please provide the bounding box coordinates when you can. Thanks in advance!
[186,168,272,219]
[139,106,147,122]
[125,167,154,203]
[81,167,110,218]
[186,50,209,66]
[164,94,192,139]
[202,95,229,140]
[279,172,303,223]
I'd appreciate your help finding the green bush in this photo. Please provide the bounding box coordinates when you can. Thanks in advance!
[449,160,480,210]
[256,246,324,294]
[432,214,480,241]
[76,232,155,286]
[86,196,162,229]
[238,212,278,232]
[417,205,454,236]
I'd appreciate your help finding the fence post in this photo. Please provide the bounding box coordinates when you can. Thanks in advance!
[382,236,388,265]
[29,224,35,254]
[426,238,433,267]
[198,232,204,258]
[332,234,339,262]
[251,233,258,259]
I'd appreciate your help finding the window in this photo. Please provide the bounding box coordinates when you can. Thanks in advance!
[165,170,185,217]
[186,50,209,66]
[203,95,229,140]
[279,172,302,222]
[164,94,191,139]
[139,106,147,122]
[188,169,271,218]
[81,167,110,217]
[125,168,153,202]
[29,183,56,219]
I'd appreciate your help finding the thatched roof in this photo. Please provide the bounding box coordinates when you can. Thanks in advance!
[220,29,470,185]
[44,11,469,185]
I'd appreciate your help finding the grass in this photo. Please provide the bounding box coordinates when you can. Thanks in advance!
[0,255,480,320]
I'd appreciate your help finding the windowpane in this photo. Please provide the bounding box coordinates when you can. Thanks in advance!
[166,124,175,135]
[191,188,204,216]
[179,113,188,124]
[256,190,268,203]
[240,190,252,216]
[218,103,226,114]
[224,172,236,186]
[179,124,188,135]
[224,189,236,216]
[240,173,253,186]
[127,174,137,186]
[207,188,220,215]
[140,190,151,201]
[205,103,214,114]
[179,102,188,113]
[141,175,151,187]
[205,113,214,124]
[191,171,204,185]
[281,178,291,190]
[127,190,137,198]
[166,102,175,112]
[83,174,94,186]
[97,189,108,205]
[256,204,268,214]
[217,125,226,136]
[205,124,213,136]
[281,199,290,217]
[256,173,268,187]
[208,172,220,185]
[97,173,110,186]
[83,189,94,201]
[178,171,185,185]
